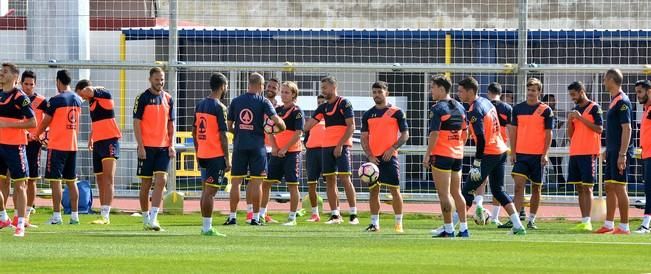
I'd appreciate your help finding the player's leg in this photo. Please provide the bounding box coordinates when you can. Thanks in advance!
[26,141,42,221]
[245,176,253,223]
[367,184,380,231]
[199,157,226,236]
[0,175,8,208]
[137,147,156,228]
[61,151,79,224]
[322,147,341,224]
[637,158,651,233]
[598,152,619,233]
[226,149,247,225]
[613,183,630,233]
[282,152,300,226]
[450,161,468,237]
[511,154,529,221]
[44,149,65,224]
[248,147,268,225]
[389,187,404,232]
[12,179,27,236]
[0,160,9,228]
[306,148,322,221]
[261,154,282,223]
[432,161,454,237]
[527,156,543,228]
[98,158,116,223]
[338,146,357,224]
[149,148,170,231]
[489,153,525,234]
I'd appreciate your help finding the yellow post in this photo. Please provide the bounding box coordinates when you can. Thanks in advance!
[445,33,452,78]
[119,33,126,129]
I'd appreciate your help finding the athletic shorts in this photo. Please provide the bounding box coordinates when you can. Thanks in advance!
[0,144,28,181]
[431,155,462,172]
[137,147,170,178]
[371,155,400,189]
[512,153,543,185]
[604,150,630,184]
[231,147,267,178]
[93,138,120,174]
[567,155,597,186]
[306,148,323,183]
[26,141,42,179]
[322,146,351,176]
[45,149,76,181]
[198,156,227,189]
[266,152,300,185]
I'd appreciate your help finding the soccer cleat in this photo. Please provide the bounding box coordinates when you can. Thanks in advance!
[593,226,614,234]
[634,225,650,234]
[306,214,321,222]
[46,217,62,225]
[511,227,527,235]
[349,214,359,225]
[69,219,80,225]
[432,230,455,238]
[394,224,404,233]
[497,220,513,229]
[569,222,593,232]
[13,226,25,237]
[245,212,253,224]
[490,219,503,226]
[201,228,226,237]
[456,230,470,238]
[474,206,487,225]
[325,215,343,224]
[223,217,237,226]
[13,216,37,228]
[90,217,111,225]
[0,218,12,229]
[612,228,631,235]
[150,220,162,231]
[431,226,445,235]
[526,221,538,230]
[282,219,297,226]
[264,215,279,224]
[143,222,154,230]
[250,219,263,226]
[365,224,379,232]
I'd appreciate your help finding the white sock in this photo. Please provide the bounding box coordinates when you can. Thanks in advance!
[150,207,159,222]
[395,214,403,225]
[510,213,523,229]
[202,217,212,232]
[311,207,319,215]
[642,215,651,228]
[101,206,111,219]
[142,211,150,223]
[288,211,296,220]
[350,207,358,215]
[332,209,340,217]
[491,206,501,221]
[17,217,25,229]
[581,216,591,224]
[474,195,484,208]
[246,204,253,213]
[229,212,237,219]
[27,207,34,218]
[604,220,614,229]
[443,223,454,233]
[253,212,260,221]
[260,207,267,218]
[371,214,379,226]
[619,223,630,231]
[0,210,7,221]
[528,213,536,223]
[459,222,468,232]
[53,211,62,220]
[71,211,79,221]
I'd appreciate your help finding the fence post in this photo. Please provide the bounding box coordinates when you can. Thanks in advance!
[167,0,179,192]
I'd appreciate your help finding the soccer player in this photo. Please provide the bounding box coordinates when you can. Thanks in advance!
[264,81,305,226]
[304,76,358,225]
[595,69,633,234]
[304,94,326,222]
[635,79,651,233]
[0,63,36,237]
[360,81,409,233]
[75,80,122,225]
[33,69,82,225]
[566,81,602,232]
[225,73,285,226]
[193,73,229,236]
[457,77,526,235]
[424,75,469,237]
[256,77,281,223]
[510,78,553,230]
[133,67,176,231]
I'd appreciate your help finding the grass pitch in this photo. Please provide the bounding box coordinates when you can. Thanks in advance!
[1,210,650,273]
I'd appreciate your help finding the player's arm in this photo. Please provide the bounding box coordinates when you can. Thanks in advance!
[575,107,604,134]
[216,105,230,172]
[0,96,36,129]
[542,108,554,166]
[335,100,355,157]
[567,114,575,138]
[132,94,146,159]
[360,113,378,164]
[167,96,177,158]
[88,127,94,150]
[383,109,410,161]
[265,100,286,131]
[469,112,485,160]
[617,102,632,172]
[268,132,279,156]
[424,107,440,169]
[304,105,324,131]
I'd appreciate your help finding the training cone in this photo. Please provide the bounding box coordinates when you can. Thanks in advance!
[591,197,607,222]
[163,191,185,215]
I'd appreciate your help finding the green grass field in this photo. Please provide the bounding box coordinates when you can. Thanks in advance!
[1,210,650,273]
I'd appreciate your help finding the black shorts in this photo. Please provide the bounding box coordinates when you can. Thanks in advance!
[45,149,77,182]
[512,153,543,185]
[604,150,630,185]
[26,141,42,179]
[370,156,400,189]
[137,147,170,178]
[93,138,120,174]
[231,147,267,179]
[322,146,351,176]
[431,155,462,172]
[306,148,323,183]
[0,144,29,181]
[266,152,301,185]
[568,155,597,186]
[199,157,227,189]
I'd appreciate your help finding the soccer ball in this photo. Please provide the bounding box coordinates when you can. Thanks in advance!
[473,207,492,226]
[263,118,280,134]
[358,162,379,184]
